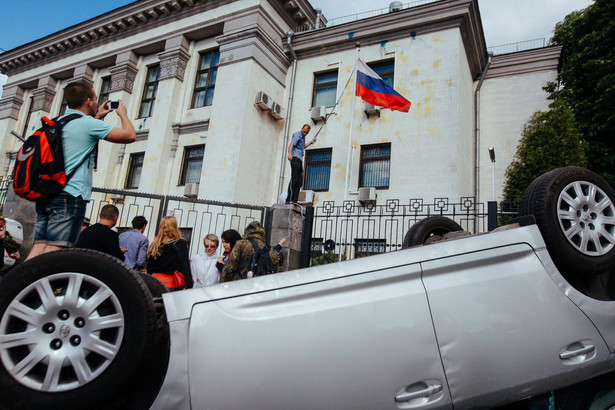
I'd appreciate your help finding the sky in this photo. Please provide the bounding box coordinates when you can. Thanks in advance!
[0,0,594,94]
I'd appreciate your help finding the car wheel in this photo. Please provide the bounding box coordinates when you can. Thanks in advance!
[520,166,615,277]
[403,216,463,248]
[0,249,156,410]
[140,272,168,298]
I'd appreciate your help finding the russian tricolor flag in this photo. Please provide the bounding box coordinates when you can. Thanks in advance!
[355,59,411,113]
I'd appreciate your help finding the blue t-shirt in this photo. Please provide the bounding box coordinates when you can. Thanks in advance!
[60,109,113,200]
[290,130,306,161]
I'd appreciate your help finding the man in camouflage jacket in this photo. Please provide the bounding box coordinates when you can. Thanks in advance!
[220,221,283,282]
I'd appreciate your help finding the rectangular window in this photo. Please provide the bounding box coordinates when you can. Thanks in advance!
[58,98,68,116]
[360,143,391,188]
[98,77,111,106]
[368,59,395,88]
[304,148,332,191]
[191,50,220,108]
[21,96,34,137]
[179,145,205,185]
[354,238,386,257]
[138,65,160,118]
[312,70,338,107]
[125,152,145,189]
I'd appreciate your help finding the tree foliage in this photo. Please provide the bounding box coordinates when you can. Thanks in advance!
[547,0,615,184]
[502,99,586,205]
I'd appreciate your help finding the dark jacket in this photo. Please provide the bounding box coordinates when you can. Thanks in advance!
[146,239,193,288]
[220,222,283,283]
[0,231,20,269]
[76,223,124,261]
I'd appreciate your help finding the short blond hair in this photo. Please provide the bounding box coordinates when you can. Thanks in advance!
[204,233,219,247]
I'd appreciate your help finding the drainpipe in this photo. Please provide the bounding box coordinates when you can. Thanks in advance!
[474,52,492,232]
[278,31,298,201]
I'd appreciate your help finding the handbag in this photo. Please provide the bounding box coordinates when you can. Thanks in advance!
[152,271,186,290]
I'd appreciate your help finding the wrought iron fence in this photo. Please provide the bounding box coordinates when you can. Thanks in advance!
[90,188,266,257]
[487,38,546,56]
[309,197,517,262]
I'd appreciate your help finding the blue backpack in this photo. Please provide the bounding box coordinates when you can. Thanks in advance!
[247,238,276,278]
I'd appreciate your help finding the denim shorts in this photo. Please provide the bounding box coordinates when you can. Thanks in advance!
[34,192,87,247]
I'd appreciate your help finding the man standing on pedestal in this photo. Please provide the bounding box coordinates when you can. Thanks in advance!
[286,124,316,205]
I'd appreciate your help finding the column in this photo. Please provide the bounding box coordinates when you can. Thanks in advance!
[140,35,191,194]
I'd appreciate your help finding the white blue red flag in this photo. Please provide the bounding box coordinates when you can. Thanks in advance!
[355,59,411,113]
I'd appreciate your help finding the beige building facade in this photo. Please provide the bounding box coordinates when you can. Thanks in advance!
[0,0,561,212]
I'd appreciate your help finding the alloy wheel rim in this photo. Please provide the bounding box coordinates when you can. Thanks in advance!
[0,272,125,392]
[557,180,615,256]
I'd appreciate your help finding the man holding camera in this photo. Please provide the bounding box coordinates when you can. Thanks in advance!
[26,81,136,260]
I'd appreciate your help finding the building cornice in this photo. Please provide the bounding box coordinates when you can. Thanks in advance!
[485,45,562,79]
[0,0,315,76]
[287,0,488,79]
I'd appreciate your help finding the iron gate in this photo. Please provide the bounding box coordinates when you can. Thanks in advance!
[89,187,267,257]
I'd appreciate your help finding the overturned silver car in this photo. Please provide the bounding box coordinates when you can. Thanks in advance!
[1,167,614,409]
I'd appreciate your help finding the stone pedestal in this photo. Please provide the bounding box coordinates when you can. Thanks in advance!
[268,203,306,272]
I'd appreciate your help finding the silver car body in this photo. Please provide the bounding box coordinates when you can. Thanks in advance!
[150,223,615,409]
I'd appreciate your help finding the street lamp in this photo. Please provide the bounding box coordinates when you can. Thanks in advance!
[488,146,495,201]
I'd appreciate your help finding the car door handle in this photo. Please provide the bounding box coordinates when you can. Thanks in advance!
[559,344,595,360]
[395,383,442,402]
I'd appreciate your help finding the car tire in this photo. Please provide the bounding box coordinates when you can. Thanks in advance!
[403,216,463,248]
[0,249,156,410]
[520,166,615,277]
[140,272,168,298]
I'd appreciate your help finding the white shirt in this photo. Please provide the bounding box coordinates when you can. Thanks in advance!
[191,252,220,287]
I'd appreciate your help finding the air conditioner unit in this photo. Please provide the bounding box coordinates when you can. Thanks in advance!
[358,187,376,204]
[255,91,272,111]
[184,183,199,198]
[269,102,284,120]
[310,106,326,123]
[298,190,315,204]
[109,194,124,204]
[364,102,381,118]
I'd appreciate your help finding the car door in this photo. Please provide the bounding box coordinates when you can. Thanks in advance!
[421,243,612,408]
[188,263,453,409]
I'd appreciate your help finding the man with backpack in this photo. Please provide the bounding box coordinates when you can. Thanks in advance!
[220,221,285,282]
[26,81,136,260]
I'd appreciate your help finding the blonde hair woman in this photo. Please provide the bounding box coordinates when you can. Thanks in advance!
[146,216,193,290]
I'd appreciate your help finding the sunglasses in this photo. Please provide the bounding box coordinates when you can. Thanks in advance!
[205,245,217,249]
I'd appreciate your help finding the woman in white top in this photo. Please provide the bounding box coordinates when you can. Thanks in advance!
[191,234,220,287]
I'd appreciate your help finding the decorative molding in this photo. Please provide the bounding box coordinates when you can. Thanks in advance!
[68,64,95,85]
[158,48,191,81]
[109,62,139,94]
[0,0,313,76]
[287,0,488,79]
[117,145,126,164]
[31,87,55,112]
[485,45,563,79]
[171,120,209,135]
[0,95,24,120]
[135,129,150,141]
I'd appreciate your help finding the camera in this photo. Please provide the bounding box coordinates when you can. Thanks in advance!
[109,100,119,109]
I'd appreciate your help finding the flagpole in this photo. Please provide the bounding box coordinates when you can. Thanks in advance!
[344,43,361,201]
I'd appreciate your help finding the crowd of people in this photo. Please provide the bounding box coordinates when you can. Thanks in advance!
[11,81,302,289]
[74,206,285,291]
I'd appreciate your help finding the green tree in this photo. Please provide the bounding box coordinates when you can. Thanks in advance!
[547,0,615,184]
[502,99,587,207]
